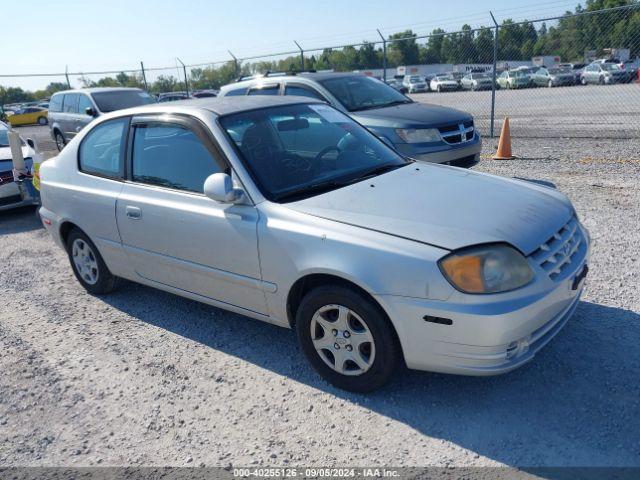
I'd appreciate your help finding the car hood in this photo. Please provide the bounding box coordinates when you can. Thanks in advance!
[285,164,573,255]
[350,102,471,128]
[0,145,34,162]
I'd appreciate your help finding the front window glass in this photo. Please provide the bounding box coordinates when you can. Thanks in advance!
[78,95,93,115]
[132,123,223,193]
[91,90,155,112]
[220,103,408,202]
[602,63,620,71]
[320,76,410,112]
[79,118,128,177]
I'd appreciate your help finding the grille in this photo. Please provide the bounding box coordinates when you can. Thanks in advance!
[439,120,474,145]
[530,216,584,280]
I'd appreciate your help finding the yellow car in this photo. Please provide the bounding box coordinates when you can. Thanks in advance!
[7,107,48,126]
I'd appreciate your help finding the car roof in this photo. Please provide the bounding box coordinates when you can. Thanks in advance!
[52,87,145,96]
[132,95,323,116]
[226,71,365,89]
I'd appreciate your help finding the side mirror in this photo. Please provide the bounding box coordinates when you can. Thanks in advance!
[26,138,35,148]
[85,107,97,117]
[204,173,244,203]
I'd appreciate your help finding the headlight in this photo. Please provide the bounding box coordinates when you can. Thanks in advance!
[439,244,534,294]
[396,128,441,143]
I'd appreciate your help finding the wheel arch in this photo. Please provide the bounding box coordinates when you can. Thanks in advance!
[286,272,406,365]
[59,220,83,248]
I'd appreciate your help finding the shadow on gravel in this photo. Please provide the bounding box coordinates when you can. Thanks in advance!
[103,285,640,470]
[0,206,42,235]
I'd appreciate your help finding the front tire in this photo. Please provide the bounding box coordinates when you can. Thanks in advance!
[296,286,401,392]
[66,229,118,295]
[37,116,48,125]
[54,131,66,151]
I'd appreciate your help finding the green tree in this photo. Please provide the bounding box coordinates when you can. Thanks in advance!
[388,30,420,66]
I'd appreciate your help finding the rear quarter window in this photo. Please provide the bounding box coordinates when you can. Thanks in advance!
[78,118,128,178]
[49,95,63,112]
[224,87,248,96]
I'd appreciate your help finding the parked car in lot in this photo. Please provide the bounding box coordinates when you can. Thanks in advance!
[497,70,531,89]
[7,106,48,126]
[0,122,42,210]
[192,89,218,98]
[402,75,429,93]
[460,72,494,91]
[430,74,459,92]
[39,96,591,392]
[49,88,156,151]
[385,78,408,94]
[158,92,191,102]
[219,72,482,167]
[531,67,575,87]
[581,62,626,85]
[559,63,587,84]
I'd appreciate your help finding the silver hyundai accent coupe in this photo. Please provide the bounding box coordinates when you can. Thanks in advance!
[39,96,590,392]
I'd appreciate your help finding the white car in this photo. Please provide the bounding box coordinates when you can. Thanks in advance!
[0,122,42,211]
[430,75,459,92]
[39,97,590,392]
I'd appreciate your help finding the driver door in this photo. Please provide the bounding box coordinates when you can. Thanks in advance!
[115,114,267,315]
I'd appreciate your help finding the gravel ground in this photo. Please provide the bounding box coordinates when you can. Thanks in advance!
[0,130,639,469]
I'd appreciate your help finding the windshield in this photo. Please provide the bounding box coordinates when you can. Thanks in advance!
[91,90,156,112]
[0,128,24,147]
[409,76,422,83]
[474,74,490,79]
[436,75,454,81]
[319,76,411,112]
[220,103,408,202]
[513,71,529,77]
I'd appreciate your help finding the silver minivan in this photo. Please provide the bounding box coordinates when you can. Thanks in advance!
[49,88,155,151]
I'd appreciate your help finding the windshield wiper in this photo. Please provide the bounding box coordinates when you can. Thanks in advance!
[274,180,349,202]
[349,99,412,112]
[347,163,407,183]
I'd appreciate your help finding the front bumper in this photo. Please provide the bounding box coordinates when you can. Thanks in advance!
[0,181,40,211]
[376,246,589,376]
[396,133,482,167]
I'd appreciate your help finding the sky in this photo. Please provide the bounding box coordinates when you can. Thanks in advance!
[2,0,583,91]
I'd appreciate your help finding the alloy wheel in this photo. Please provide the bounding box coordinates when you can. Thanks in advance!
[55,132,65,151]
[310,304,375,376]
[72,238,99,285]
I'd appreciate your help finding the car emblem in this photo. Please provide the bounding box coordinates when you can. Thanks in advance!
[458,124,467,142]
[561,241,572,258]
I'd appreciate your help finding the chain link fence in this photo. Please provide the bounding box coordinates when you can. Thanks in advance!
[1,3,639,139]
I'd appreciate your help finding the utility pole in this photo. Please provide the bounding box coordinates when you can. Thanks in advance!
[294,41,305,71]
[490,11,499,138]
[377,29,387,82]
[176,57,189,96]
[229,50,239,78]
[140,61,149,91]
[65,65,71,88]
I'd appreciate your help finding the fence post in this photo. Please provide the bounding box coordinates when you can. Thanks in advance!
[377,29,387,81]
[489,11,499,139]
[140,61,149,91]
[294,41,305,71]
[176,57,189,96]
[65,65,71,88]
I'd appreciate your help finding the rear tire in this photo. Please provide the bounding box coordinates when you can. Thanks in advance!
[66,228,118,295]
[295,285,401,393]
[37,116,48,125]
[54,131,66,151]
[599,76,605,85]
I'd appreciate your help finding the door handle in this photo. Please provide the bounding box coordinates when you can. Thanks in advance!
[125,206,142,219]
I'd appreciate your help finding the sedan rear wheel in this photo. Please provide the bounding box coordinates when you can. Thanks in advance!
[296,285,400,392]
[37,116,48,125]
[66,229,118,295]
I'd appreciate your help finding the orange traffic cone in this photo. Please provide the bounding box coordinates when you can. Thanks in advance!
[493,117,514,160]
